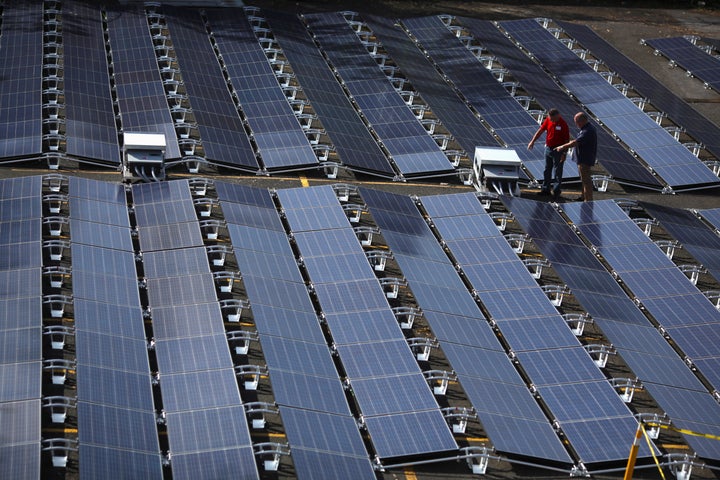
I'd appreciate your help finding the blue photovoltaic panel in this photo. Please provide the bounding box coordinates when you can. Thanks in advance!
[164,9,258,170]
[138,222,204,252]
[290,447,376,480]
[537,381,635,422]
[107,7,180,160]
[557,21,720,162]
[494,317,580,351]
[365,15,498,158]
[260,335,339,379]
[170,448,259,480]
[646,37,720,91]
[244,275,315,312]
[69,177,127,204]
[143,247,211,278]
[70,220,133,251]
[0,243,41,271]
[150,303,226,340]
[250,304,325,344]
[363,410,458,459]
[223,203,285,231]
[78,445,162,480]
[0,197,41,222]
[0,176,41,198]
[0,219,40,245]
[0,2,42,160]
[313,279,390,314]
[402,16,556,182]
[304,12,455,178]
[262,10,395,176]
[206,9,318,171]
[132,179,191,205]
[0,269,41,300]
[280,407,369,458]
[77,402,160,453]
[324,310,405,346]
[71,244,137,278]
[352,374,437,416]
[227,224,292,255]
[73,299,146,339]
[165,406,253,454]
[560,417,653,464]
[161,369,241,412]
[234,248,305,283]
[642,202,720,282]
[270,369,352,416]
[73,269,141,306]
[214,181,276,209]
[0,363,42,403]
[0,328,41,364]
[0,298,40,332]
[75,331,150,374]
[0,400,41,480]
[63,1,120,163]
[441,343,523,384]
[293,228,366,257]
[134,199,197,226]
[700,208,720,230]
[337,341,424,380]
[0,444,40,480]
[154,334,234,375]
[76,365,155,411]
[423,311,503,350]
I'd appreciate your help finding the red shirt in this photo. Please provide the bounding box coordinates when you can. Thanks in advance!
[540,116,569,148]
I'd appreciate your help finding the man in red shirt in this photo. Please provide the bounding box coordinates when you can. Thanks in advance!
[527,108,570,199]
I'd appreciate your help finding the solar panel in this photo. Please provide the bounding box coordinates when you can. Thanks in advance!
[441,343,523,384]
[69,177,127,204]
[78,445,163,480]
[0,197,41,222]
[134,199,198,226]
[280,407,369,457]
[324,309,405,345]
[0,443,40,480]
[0,400,41,479]
[76,364,155,411]
[269,370,352,415]
[364,15,498,158]
[0,328,41,365]
[70,220,133,251]
[170,448,259,480]
[560,417,654,464]
[164,406,253,454]
[289,447,376,480]
[234,248,306,283]
[154,334,233,375]
[0,243,41,271]
[107,7,180,159]
[257,7,363,164]
[0,363,42,404]
[161,369,241,412]
[137,222,204,251]
[337,340,424,379]
[0,2,43,160]
[244,275,316,311]
[362,410,459,459]
[77,402,160,453]
[641,202,720,282]
[260,335,340,379]
[164,9,258,170]
[303,13,455,178]
[205,9,318,171]
[143,247,211,278]
[0,219,40,246]
[63,1,120,163]
[75,331,151,374]
[0,269,41,300]
[73,299,146,339]
[645,37,720,91]
[401,16,555,182]
[499,19,719,190]
[250,304,326,344]
[150,303,226,340]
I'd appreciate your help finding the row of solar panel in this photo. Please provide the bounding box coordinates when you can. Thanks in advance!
[645,36,720,92]
[0,176,44,480]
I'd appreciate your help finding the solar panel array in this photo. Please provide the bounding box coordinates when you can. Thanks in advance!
[0,1,43,160]
[215,182,377,478]
[276,186,458,459]
[700,208,720,232]
[361,188,572,463]
[106,6,181,160]
[504,197,720,461]
[0,177,42,480]
[640,202,720,285]
[362,15,499,161]
[68,177,163,479]
[133,179,259,480]
[458,17,661,188]
[421,193,649,464]
[645,37,720,91]
[163,9,258,170]
[557,21,720,161]
[62,1,121,164]
[206,9,319,172]
[500,19,720,191]
[303,12,456,178]
[401,16,561,183]
[262,10,396,176]
[564,201,720,392]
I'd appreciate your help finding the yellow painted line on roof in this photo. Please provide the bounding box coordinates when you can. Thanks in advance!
[465,437,489,443]
[300,175,310,188]
[404,467,417,480]
[43,428,78,434]
[647,423,720,441]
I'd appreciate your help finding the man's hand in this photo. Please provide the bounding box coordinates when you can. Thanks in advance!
[527,141,534,151]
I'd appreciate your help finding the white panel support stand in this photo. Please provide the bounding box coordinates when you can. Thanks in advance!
[354,226,380,247]
[504,233,528,254]
[541,284,570,307]
[366,250,392,272]
[43,240,70,262]
[633,217,659,237]
[584,344,615,369]
[43,325,74,350]
[43,396,76,424]
[461,446,499,475]
[392,306,421,330]
[562,313,592,336]
[609,377,642,403]
[379,277,406,299]
[43,295,73,319]
[213,271,242,293]
[206,244,232,267]
[637,413,670,440]
[226,330,258,356]
[244,402,279,430]
[655,240,681,260]
[42,439,77,468]
[667,453,703,480]
[253,442,290,471]
[489,212,513,232]
[235,364,267,391]
[523,258,550,279]
[43,359,75,385]
[423,370,457,396]
[220,299,250,323]
[407,337,439,361]
[442,407,476,434]
[679,264,705,285]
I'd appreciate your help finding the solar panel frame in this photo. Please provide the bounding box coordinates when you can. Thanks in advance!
[78,445,163,480]
[269,369,353,416]
[169,447,259,480]
[164,405,253,454]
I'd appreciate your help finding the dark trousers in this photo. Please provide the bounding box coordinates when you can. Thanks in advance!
[542,145,564,195]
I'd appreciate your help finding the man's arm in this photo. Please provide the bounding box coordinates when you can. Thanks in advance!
[527,126,544,150]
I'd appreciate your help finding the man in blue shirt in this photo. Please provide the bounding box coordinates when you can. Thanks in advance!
[555,112,597,201]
